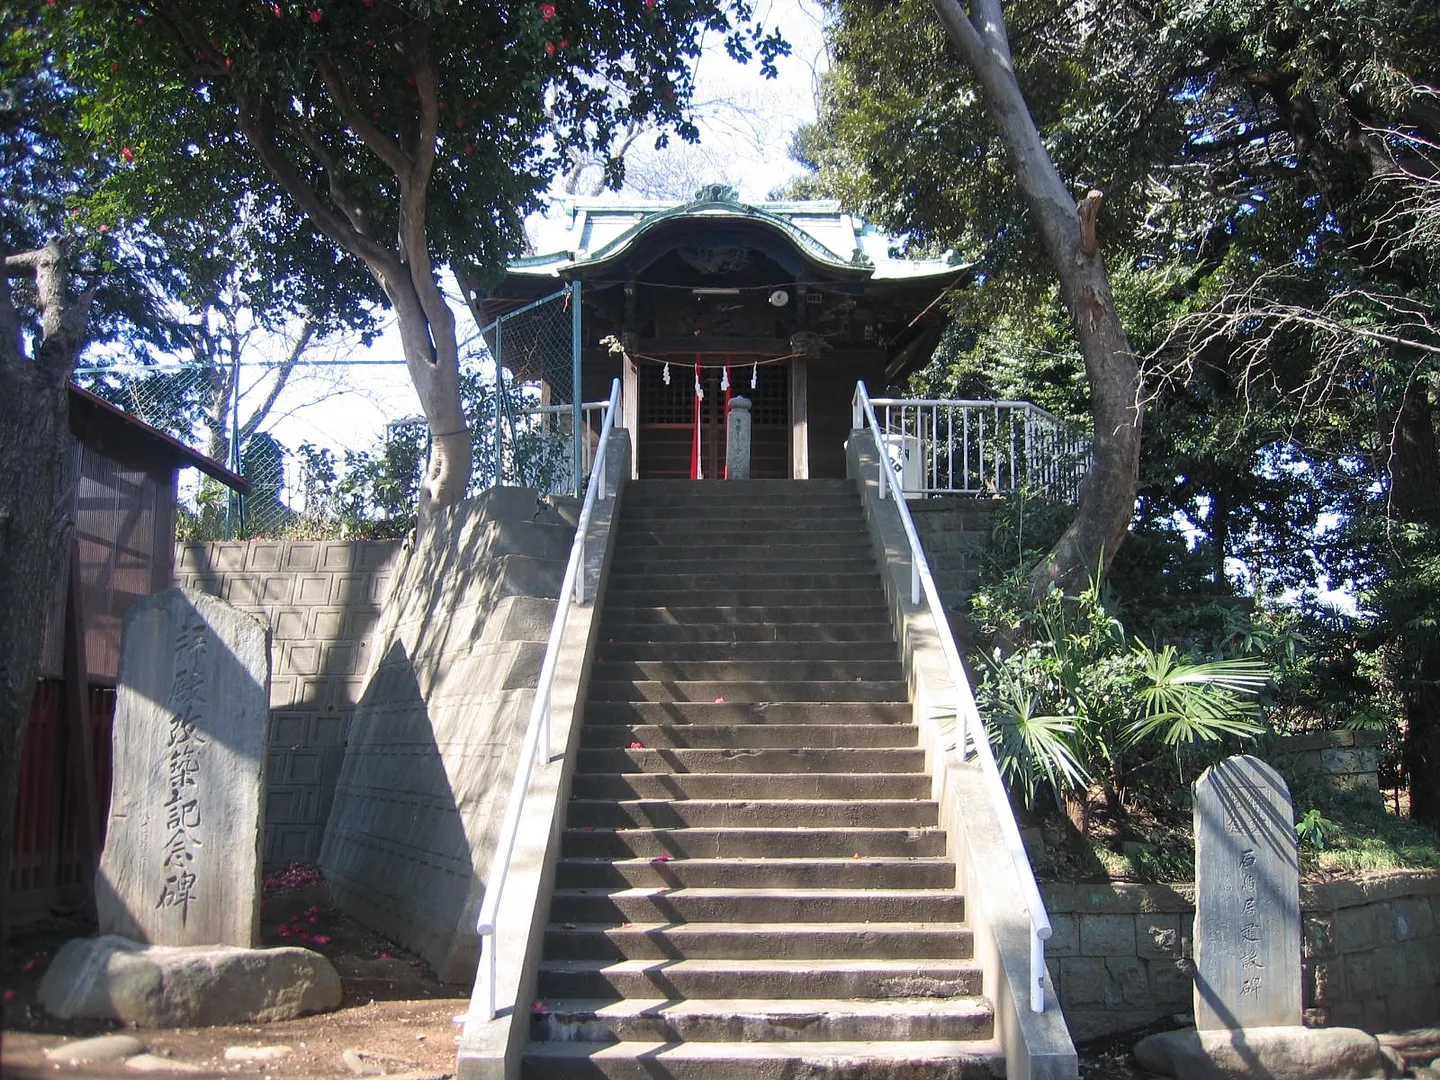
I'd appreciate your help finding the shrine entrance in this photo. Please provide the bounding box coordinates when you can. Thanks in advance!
[635,357,791,480]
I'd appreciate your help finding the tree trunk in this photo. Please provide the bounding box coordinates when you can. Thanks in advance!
[929,0,1142,601]
[1387,375,1440,827]
[0,242,91,958]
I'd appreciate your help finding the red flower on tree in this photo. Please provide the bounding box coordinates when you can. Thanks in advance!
[120,146,135,164]
[540,2,556,18]
[544,41,555,54]
[309,9,322,22]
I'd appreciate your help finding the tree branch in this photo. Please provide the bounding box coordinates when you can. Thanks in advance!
[235,92,402,284]
[239,319,312,445]
[316,56,413,177]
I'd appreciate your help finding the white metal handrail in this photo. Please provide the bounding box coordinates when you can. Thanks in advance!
[861,396,1089,501]
[474,377,622,1021]
[853,381,1053,1014]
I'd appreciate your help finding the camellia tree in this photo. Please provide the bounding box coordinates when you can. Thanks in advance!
[54,0,785,512]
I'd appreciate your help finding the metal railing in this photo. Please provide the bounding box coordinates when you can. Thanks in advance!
[857,397,1089,501]
[473,377,622,1021]
[853,381,1053,1014]
[521,401,608,483]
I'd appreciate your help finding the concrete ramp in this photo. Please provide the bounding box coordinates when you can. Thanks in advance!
[320,488,575,982]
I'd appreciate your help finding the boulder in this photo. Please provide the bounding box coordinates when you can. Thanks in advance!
[1133,1026,1395,1080]
[38,935,341,1028]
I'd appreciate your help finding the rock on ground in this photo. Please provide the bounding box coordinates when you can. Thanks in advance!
[38,935,341,1027]
[1133,1026,1395,1080]
[43,1033,146,1063]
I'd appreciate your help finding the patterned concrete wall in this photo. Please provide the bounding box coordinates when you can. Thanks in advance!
[174,539,401,867]
[1044,872,1440,1040]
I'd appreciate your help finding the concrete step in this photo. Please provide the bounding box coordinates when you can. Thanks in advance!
[574,748,925,774]
[586,681,909,704]
[532,996,994,1045]
[606,588,885,609]
[578,723,917,749]
[564,799,938,829]
[569,772,932,801]
[596,623,896,645]
[548,887,967,927]
[534,957,982,1001]
[622,480,852,498]
[618,499,863,517]
[596,604,887,630]
[594,641,897,663]
[559,826,947,860]
[613,525,870,547]
[554,857,955,891]
[592,660,904,683]
[542,922,974,962]
[608,556,878,576]
[610,542,878,563]
[623,483,856,499]
[582,701,913,726]
[606,572,881,594]
[521,1038,1002,1079]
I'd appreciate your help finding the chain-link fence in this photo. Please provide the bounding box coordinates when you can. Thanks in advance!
[74,287,587,540]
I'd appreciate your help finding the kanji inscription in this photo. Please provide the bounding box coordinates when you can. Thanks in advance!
[97,589,270,947]
[1193,755,1301,1030]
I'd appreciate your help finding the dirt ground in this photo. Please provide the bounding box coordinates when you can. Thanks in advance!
[0,865,468,1080]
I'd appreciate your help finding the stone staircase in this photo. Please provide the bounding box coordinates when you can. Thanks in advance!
[522,479,1001,1079]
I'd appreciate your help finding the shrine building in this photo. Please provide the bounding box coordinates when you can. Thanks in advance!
[483,187,971,481]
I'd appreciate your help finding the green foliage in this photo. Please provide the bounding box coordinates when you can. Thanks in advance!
[42,0,786,289]
[1295,808,1338,851]
[975,574,1269,815]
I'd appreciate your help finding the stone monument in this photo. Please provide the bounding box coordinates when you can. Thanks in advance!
[96,588,271,948]
[1135,754,1393,1079]
[726,396,752,480]
[1192,754,1301,1030]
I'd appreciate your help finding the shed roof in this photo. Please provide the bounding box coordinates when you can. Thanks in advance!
[68,385,252,494]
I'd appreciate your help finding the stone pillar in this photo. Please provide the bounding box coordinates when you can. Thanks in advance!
[726,396,752,480]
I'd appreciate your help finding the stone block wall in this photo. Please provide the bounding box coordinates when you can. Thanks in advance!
[1045,883,1197,1042]
[1301,873,1440,1030]
[1044,872,1440,1041]
[174,539,401,867]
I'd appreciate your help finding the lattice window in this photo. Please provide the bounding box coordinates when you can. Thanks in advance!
[638,362,694,425]
[747,363,789,426]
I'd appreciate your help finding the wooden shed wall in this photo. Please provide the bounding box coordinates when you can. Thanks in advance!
[39,440,178,682]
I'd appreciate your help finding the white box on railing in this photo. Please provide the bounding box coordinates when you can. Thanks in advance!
[879,432,924,498]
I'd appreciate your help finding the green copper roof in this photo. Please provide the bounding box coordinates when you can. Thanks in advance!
[513,195,969,283]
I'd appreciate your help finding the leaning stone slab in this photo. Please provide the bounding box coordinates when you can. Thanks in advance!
[1133,1026,1394,1080]
[38,935,340,1027]
[97,587,271,948]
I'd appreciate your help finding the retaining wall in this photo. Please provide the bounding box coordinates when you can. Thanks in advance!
[175,538,401,867]
[1043,872,1440,1041]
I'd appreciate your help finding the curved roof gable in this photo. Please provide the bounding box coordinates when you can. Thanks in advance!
[511,195,968,284]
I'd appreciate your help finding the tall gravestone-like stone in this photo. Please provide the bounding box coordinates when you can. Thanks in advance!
[97,588,271,947]
[1193,754,1302,1030]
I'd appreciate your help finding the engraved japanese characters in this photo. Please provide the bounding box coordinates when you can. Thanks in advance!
[1193,755,1302,1030]
[97,589,271,947]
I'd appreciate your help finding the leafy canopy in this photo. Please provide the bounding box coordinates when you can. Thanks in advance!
[52,0,788,287]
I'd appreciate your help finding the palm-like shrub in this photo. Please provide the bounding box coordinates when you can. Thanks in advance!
[977,579,1269,820]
